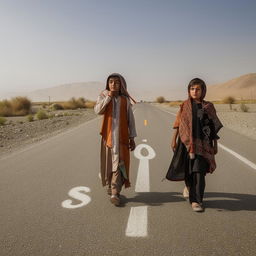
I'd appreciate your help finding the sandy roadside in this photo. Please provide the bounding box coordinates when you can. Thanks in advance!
[154,103,256,141]
[0,109,97,158]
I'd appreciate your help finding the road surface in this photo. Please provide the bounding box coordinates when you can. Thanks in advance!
[0,103,256,256]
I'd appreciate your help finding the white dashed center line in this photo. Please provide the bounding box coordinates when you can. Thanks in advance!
[126,206,148,237]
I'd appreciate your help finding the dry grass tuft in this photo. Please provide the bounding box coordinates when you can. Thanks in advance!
[0,116,7,125]
[11,97,32,115]
[0,97,32,116]
[36,110,48,120]
[62,97,86,109]
[240,103,249,112]
[156,96,166,103]
[223,96,236,110]
[51,103,64,110]
[223,96,236,105]
[27,115,34,122]
[0,100,13,116]
[85,101,96,108]
[168,101,183,107]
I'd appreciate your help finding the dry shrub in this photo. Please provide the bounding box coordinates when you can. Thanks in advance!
[240,103,249,112]
[36,110,48,120]
[62,102,74,110]
[0,97,31,116]
[223,96,235,110]
[223,96,235,104]
[85,101,96,108]
[64,112,70,116]
[62,97,86,109]
[169,101,182,107]
[78,97,86,105]
[76,97,86,108]
[0,116,7,125]
[27,114,34,122]
[51,103,64,110]
[156,96,165,103]
[0,100,13,116]
[212,100,222,104]
[11,97,31,115]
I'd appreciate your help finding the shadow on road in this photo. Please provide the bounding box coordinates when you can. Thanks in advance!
[203,192,256,211]
[121,192,256,211]
[122,192,184,206]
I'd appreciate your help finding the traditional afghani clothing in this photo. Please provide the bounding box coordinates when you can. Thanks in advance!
[94,73,137,194]
[172,80,223,204]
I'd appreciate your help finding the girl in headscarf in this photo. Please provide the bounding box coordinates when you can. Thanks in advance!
[94,73,137,206]
[170,78,223,212]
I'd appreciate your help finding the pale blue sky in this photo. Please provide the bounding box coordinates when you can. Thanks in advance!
[0,0,256,98]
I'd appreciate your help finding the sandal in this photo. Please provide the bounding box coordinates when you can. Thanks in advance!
[110,195,121,206]
[192,202,204,212]
[183,186,189,199]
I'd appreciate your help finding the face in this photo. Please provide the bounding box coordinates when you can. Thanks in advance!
[189,84,202,101]
[108,77,121,92]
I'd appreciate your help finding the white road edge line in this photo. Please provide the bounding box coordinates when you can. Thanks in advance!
[218,143,256,170]
[155,105,256,170]
[156,107,177,116]
[125,206,148,237]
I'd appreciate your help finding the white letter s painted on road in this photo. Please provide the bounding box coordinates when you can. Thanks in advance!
[62,186,91,209]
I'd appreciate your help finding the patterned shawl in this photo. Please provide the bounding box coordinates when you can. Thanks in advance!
[174,99,223,173]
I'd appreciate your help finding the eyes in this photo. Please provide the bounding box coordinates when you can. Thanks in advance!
[190,87,201,92]
[109,79,120,85]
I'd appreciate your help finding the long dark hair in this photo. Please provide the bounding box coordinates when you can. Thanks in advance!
[187,78,207,100]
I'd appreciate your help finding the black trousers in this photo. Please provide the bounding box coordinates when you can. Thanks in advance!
[185,171,206,204]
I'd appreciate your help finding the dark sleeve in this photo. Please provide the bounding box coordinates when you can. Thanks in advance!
[210,103,223,140]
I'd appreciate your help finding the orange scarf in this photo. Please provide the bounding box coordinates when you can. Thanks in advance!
[100,96,131,187]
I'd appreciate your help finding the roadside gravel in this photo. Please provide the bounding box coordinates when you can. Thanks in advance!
[0,109,97,157]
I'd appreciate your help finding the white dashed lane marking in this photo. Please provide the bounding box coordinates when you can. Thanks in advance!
[126,206,148,237]
[125,142,156,237]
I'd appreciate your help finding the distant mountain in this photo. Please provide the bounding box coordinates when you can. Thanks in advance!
[0,81,169,102]
[30,81,106,102]
[1,73,255,102]
[26,82,156,102]
[22,82,105,102]
[206,73,256,101]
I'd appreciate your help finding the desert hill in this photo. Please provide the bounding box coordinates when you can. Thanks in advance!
[1,73,255,102]
[25,82,104,102]
[206,73,256,101]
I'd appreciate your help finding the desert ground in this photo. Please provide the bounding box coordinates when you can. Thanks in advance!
[0,108,97,157]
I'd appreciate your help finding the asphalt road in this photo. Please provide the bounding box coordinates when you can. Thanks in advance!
[0,103,256,256]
